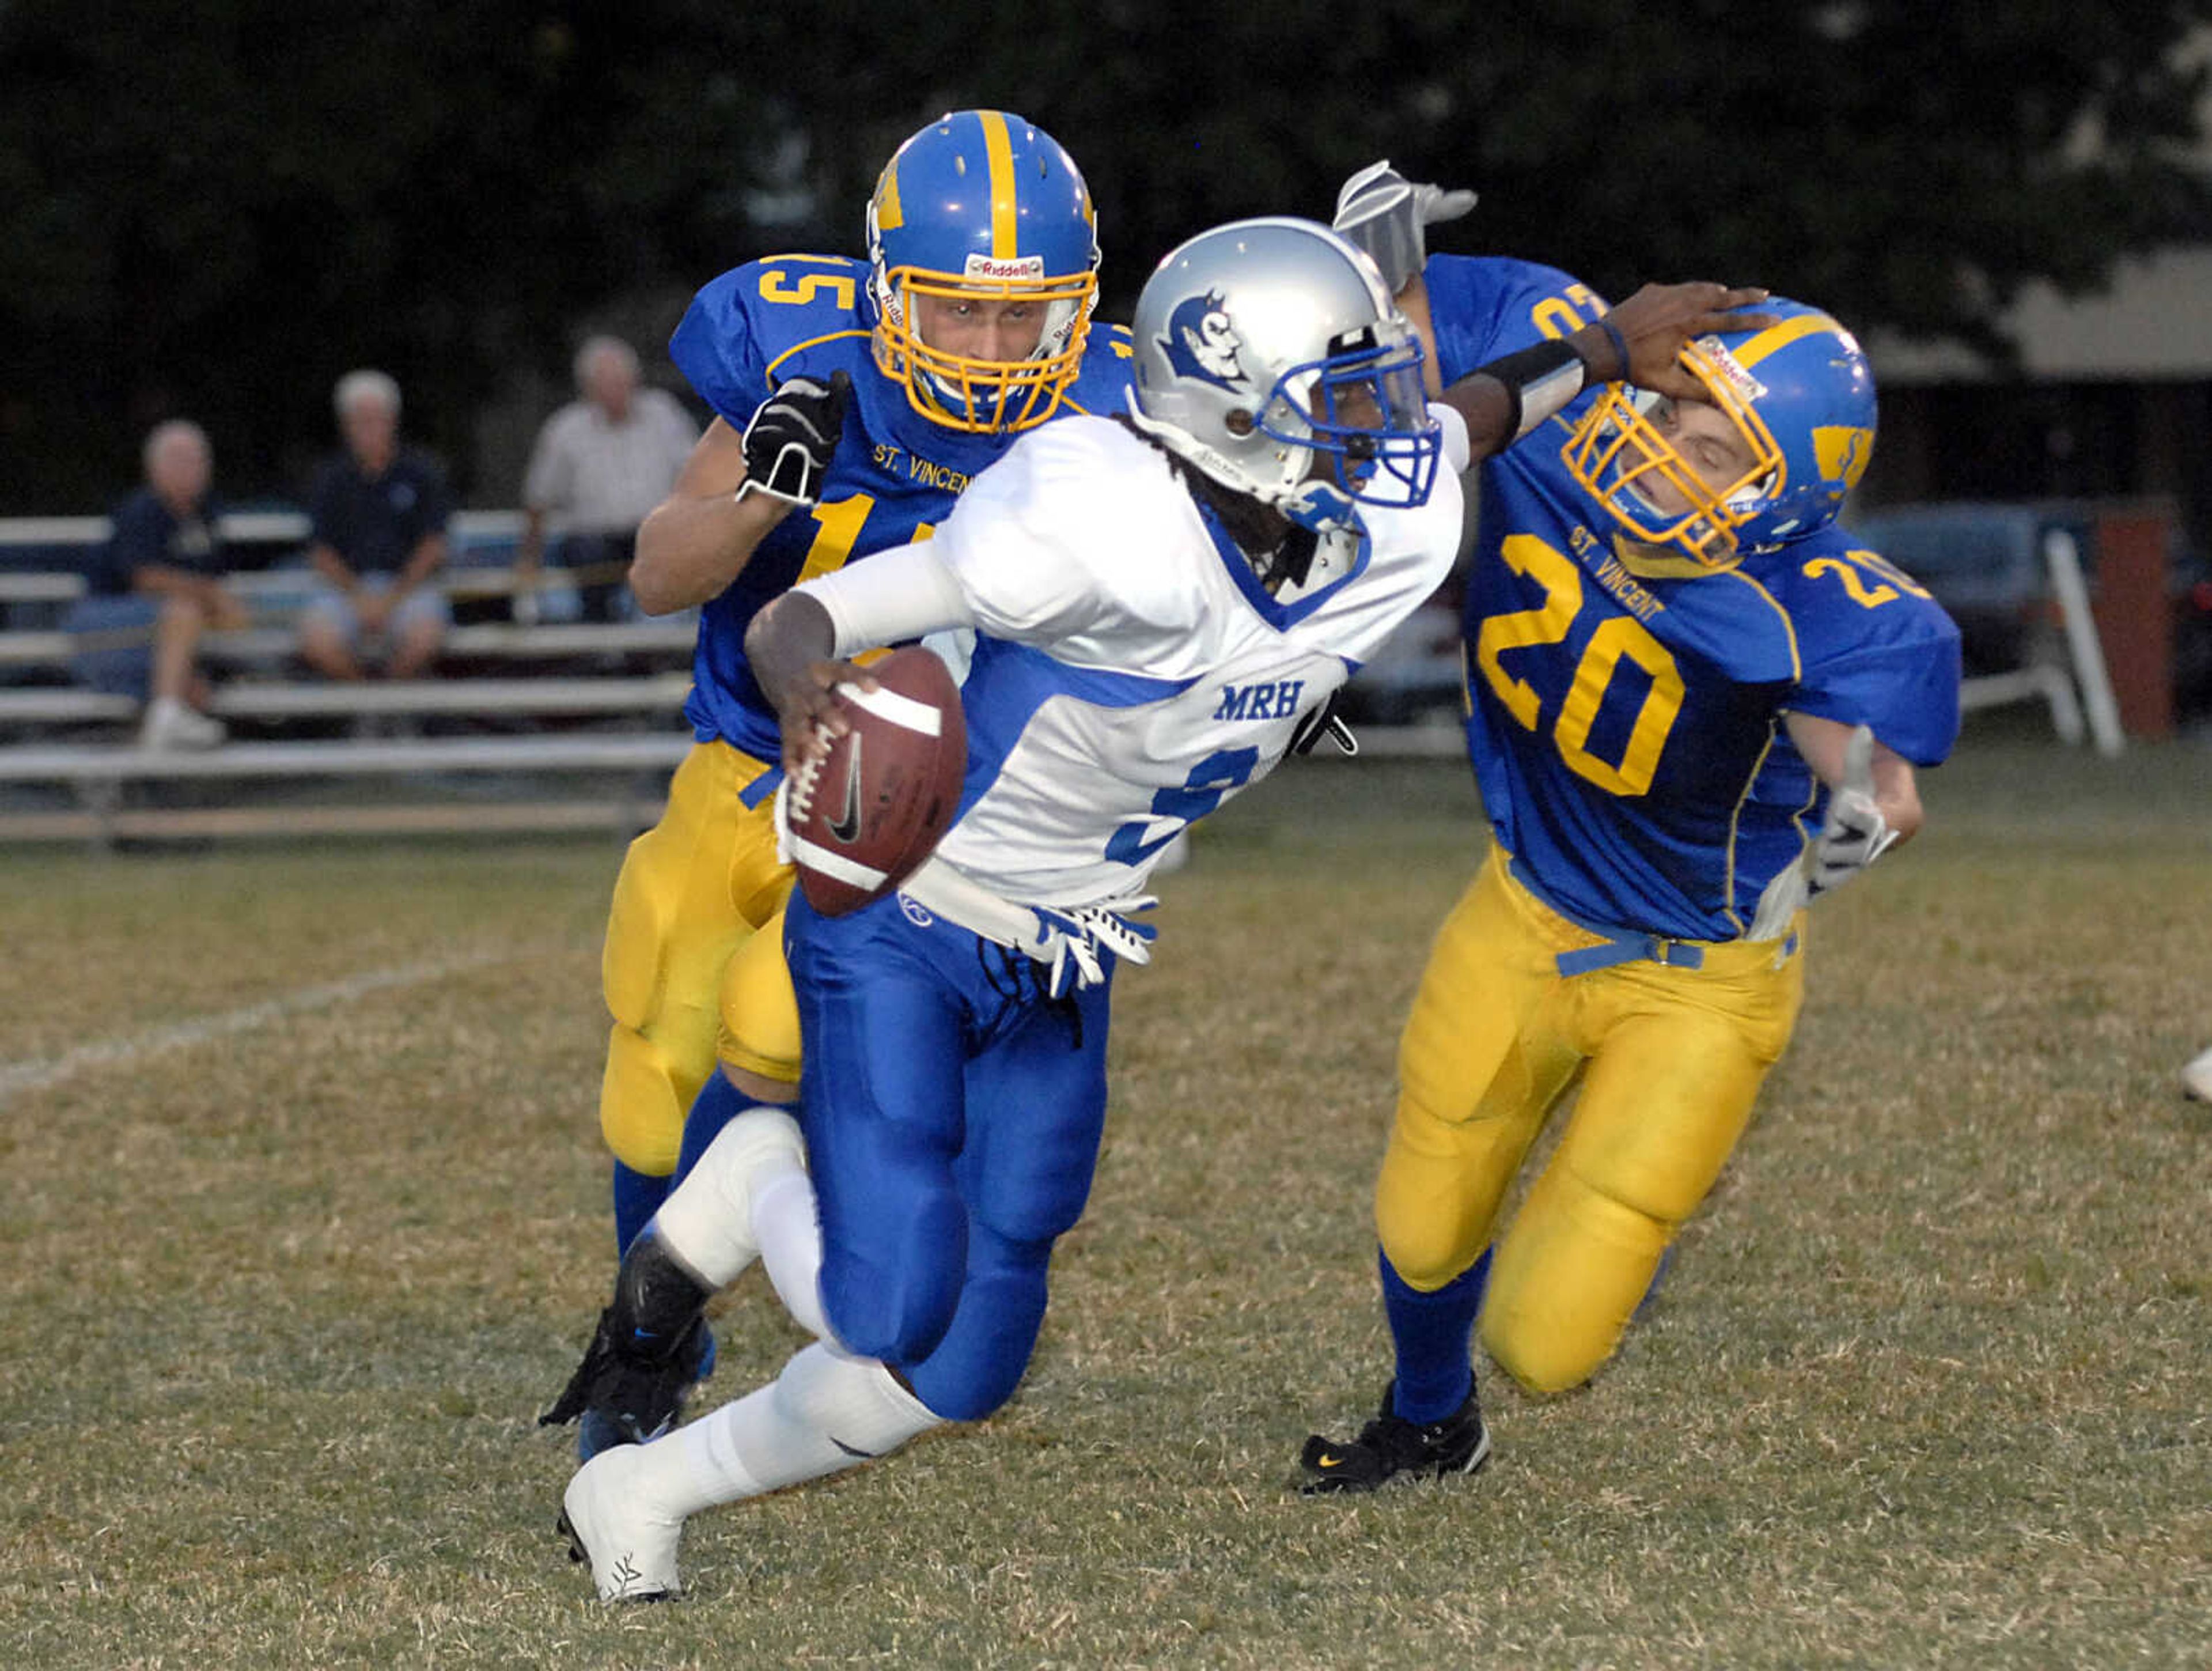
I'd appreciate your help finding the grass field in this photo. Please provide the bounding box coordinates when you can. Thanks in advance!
[2,728,2207,1668]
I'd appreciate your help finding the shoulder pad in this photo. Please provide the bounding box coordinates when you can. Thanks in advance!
[732,254,873,356]
[1062,323,1137,416]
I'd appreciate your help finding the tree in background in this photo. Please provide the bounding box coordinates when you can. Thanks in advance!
[3,0,2208,512]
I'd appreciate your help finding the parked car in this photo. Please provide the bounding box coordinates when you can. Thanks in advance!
[1846,500,2212,720]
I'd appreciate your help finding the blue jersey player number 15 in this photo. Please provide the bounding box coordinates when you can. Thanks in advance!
[574,110,1128,1415]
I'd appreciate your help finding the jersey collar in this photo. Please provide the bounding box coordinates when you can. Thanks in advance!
[1194,497,1372,630]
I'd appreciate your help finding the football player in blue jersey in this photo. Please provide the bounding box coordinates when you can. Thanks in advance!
[575,110,1132,1454]
[1298,168,1963,1493]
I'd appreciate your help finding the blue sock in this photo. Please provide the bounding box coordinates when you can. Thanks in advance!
[1381,1245,1491,1423]
[1634,1243,1676,1321]
[611,1160,669,1256]
[673,1069,751,1186]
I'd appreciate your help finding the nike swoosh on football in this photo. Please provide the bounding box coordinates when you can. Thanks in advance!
[827,738,865,844]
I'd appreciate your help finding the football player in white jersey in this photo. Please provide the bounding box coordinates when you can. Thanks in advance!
[545,216,1763,1601]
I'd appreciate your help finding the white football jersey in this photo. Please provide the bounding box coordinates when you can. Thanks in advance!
[812,413,1466,908]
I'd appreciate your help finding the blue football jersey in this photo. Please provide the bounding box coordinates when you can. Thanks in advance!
[1421,253,1609,387]
[1421,256,1963,941]
[667,252,1135,761]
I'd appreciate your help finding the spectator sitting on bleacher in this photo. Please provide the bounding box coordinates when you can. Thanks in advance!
[298,369,453,681]
[515,336,698,623]
[69,418,247,749]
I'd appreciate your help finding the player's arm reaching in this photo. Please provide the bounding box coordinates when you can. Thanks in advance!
[630,372,853,614]
[1441,279,1774,462]
[1332,161,1771,463]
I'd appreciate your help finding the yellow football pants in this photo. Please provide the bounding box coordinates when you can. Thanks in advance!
[598,739,799,1177]
[1377,847,1805,1393]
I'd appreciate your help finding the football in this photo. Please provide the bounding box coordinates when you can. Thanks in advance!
[785,645,967,916]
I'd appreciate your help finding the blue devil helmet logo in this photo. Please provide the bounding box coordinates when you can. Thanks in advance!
[1160,290,1247,392]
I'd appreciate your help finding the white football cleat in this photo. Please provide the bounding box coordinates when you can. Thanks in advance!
[559,1445,683,1602]
[2183,1045,2212,1103]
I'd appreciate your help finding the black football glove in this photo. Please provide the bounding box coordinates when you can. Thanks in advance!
[1290,689,1359,757]
[738,369,852,508]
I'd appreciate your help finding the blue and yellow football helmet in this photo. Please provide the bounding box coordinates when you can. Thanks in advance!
[1562,298,1878,566]
[865,109,1101,434]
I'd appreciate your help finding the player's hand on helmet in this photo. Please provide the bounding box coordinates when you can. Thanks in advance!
[1571,284,1777,398]
[738,369,853,508]
[1331,160,1478,295]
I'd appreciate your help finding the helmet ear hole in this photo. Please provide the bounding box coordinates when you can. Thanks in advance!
[1224,410,1256,438]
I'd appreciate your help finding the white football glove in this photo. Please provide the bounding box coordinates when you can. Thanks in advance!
[1331,161,1478,294]
[1030,899,1159,997]
[1807,723,1901,891]
[1747,724,1900,940]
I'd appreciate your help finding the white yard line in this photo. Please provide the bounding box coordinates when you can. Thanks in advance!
[0,950,522,1102]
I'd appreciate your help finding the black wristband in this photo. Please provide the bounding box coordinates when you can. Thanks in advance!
[1471,338,1587,440]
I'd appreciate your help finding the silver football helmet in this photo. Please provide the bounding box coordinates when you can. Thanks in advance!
[1126,217,1441,531]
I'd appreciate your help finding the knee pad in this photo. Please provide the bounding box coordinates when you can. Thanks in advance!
[652,1106,807,1288]
[1375,1128,1501,1294]
[818,1185,969,1370]
[902,1224,1052,1423]
[1480,1162,1670,1394]
[717,910,802,1087]
[599,1024,696,1177]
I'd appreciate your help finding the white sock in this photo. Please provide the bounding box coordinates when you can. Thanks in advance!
[751,1167,829,1339]
[629,1343,940,1518]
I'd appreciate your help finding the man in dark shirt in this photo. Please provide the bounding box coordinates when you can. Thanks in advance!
[298,370,453,680]
[75,419,247,747]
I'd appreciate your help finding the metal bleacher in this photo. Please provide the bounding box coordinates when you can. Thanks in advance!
[0,510,700,847]
[0,506,1468,849]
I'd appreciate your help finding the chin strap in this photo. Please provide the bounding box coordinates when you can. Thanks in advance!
[1284,481,1365,537]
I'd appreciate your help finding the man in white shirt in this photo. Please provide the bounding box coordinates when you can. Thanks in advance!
[516,336,699,622]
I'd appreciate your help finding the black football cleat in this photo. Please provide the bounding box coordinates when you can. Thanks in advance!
[1299,1382,1491,1494]
[541,1307,713,1460]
